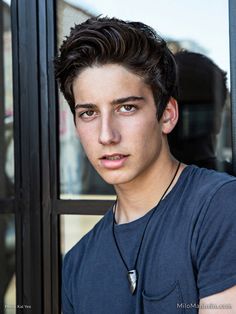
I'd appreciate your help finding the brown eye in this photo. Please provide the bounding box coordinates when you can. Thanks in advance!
[86,110,94,116]
[78,110,96,120]
[120,105,136,113]
[124,105,133,111]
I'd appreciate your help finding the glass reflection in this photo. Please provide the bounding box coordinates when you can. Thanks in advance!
[0,214,15,314]
[60,215,102,256]
[57,0,232,198]
[0,0,14,199]
[168,51,232,174]
[57,1,115,197]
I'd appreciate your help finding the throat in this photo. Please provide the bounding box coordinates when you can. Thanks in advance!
[114,187,161,224]
[115,204,152,225]
[114,161,182,224]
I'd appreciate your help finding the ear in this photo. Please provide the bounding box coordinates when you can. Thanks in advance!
[161,97,179,134]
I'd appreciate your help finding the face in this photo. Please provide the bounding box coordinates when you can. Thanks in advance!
[73,64,169,187]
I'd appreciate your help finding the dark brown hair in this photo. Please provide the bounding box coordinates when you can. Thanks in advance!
[54,16,177,120]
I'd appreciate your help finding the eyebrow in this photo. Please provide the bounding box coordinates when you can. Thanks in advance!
[74,103,96,111]
[111,96,145,105]
[75,96,145,111]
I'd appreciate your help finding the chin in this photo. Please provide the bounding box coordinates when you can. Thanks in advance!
[100,172,135,186]
[101,176,124,185]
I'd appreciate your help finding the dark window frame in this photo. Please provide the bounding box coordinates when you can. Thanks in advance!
[9,0,236,313]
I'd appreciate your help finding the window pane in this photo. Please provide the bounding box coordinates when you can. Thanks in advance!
[0,0,14,199]
[57,0,232,199]
[57,1,116,198]
[60,215,102,255]
[0,214,15,314]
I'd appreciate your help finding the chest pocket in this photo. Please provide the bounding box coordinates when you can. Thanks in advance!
[142,281,185,314]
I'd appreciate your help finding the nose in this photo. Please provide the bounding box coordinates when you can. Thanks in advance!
[98,115,121,145]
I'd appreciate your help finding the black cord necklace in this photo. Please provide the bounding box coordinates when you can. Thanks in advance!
[112,162,181,294]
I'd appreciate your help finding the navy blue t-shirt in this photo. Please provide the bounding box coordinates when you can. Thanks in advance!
[62,166,236,314]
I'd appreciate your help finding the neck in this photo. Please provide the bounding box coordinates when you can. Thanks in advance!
[114,157,184,224]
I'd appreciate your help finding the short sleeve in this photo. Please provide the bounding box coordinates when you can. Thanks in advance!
[62,253,74,314]
[194,180,236,299]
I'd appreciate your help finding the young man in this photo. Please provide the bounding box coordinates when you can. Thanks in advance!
[55,17,236,314]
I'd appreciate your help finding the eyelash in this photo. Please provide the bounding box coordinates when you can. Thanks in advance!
[119,105,137,112]
[77,105,138,120]
[78,110,95,118]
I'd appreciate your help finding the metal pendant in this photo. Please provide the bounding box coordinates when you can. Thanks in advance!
[127,270,138,294]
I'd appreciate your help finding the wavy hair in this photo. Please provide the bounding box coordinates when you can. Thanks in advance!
[54,16,177,120]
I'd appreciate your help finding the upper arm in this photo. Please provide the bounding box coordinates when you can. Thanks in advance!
[199,285,236,314]
[193,180,236,299]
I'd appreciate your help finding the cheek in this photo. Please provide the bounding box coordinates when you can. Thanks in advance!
[122,124,160,163]
[137,120,162,155]
[76,126,95,155]
[128,116,160,141]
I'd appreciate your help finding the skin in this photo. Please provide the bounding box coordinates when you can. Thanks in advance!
[199,286,236,313]
[72,63,235,312]
[73,63,181,223]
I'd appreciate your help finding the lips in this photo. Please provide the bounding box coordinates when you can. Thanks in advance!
[99,154,129,169]
[100,154,128,160]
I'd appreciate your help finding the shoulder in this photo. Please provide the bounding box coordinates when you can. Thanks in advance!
[61,208,113,309]
[188,167,236,256]
[197,176,236,230]
[62,208,113,277]
[184,165,236,191]
[187,169,236,298]
[171,165,236,234]
[180,165,236,208]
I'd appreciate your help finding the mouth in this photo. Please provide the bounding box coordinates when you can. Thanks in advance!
[99,154,129,169]
[100,154,129,160]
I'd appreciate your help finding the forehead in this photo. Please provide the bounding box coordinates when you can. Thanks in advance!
[72,64,152,103]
